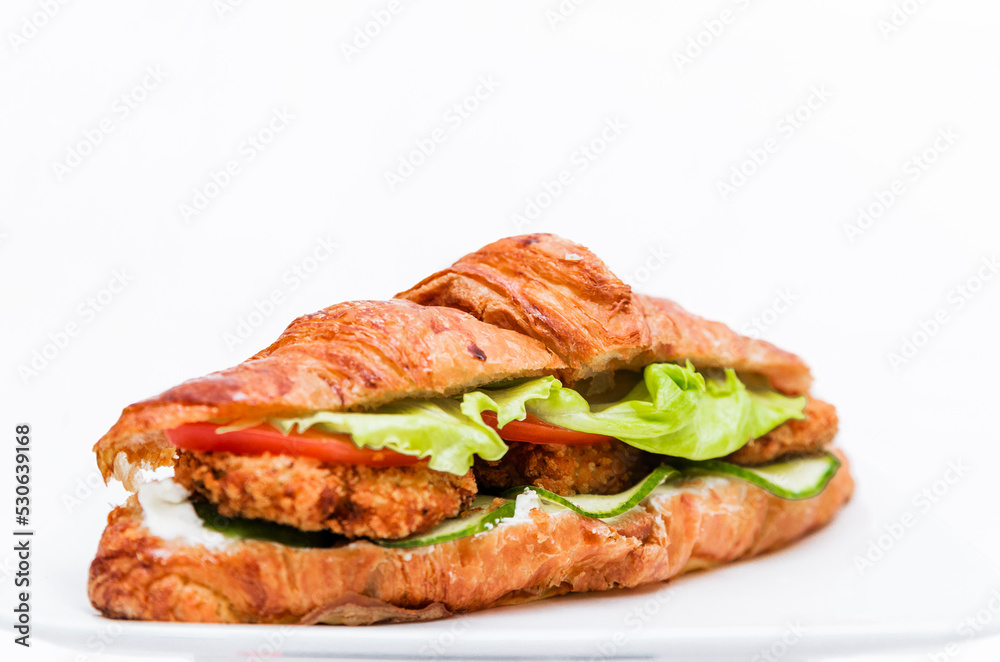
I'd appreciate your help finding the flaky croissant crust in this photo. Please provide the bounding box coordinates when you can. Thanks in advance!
[397,233,812,394]
[94,300,563,488]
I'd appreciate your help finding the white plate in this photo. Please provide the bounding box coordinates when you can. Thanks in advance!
[34,454,1000,660]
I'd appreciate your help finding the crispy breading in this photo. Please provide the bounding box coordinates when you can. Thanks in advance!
[88,450,853,624]
[173,451,477,540]
[726,397,838,466]
[473,440,657,496]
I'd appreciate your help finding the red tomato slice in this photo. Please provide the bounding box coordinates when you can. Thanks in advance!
[165,422,420,467]
[480,411,614,446]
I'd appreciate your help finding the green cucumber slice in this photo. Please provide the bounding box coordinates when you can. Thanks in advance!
[674,452,840,500]
[377,466,682,549]
[192,500,343,548]
[376,496,517,549]
[500,464,681,519]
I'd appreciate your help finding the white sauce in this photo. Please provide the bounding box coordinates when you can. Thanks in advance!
[501,476,736,527]
[137,479,232,550]
[507,488,542,524]
[645,475,732,513]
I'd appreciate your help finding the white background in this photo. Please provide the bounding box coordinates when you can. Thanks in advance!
[2,0,999,660]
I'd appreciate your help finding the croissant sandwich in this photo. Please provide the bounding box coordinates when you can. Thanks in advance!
[88,234,852,625]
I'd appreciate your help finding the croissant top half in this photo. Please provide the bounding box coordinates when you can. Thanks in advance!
[397,234,811,393]
[94,299,563,488]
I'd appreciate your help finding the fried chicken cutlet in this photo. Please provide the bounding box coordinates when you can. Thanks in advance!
[173,450,477,540]
[474,439,655,496]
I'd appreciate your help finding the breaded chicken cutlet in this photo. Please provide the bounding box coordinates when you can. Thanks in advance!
[474,440,655,496]
[726,397,839,466]
[174,450,476,539]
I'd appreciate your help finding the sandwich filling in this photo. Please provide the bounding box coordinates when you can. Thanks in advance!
[161,361,839,544]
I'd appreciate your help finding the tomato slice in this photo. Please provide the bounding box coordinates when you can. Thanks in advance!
[165,422,421,467]
[480,411,614,446]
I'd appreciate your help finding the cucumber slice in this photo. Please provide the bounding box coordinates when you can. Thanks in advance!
[377,467,682,549]
[192,500,343,548]
[674,452,840,500]
[501,464,681,519]
[376,496,517,549]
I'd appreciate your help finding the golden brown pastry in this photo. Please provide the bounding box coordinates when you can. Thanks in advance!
[397,234,653,382]
[397,234,812,395]
[638,294,812,396]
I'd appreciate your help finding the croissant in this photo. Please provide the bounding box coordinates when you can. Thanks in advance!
[397,233,811,395]
[88,234,852,625]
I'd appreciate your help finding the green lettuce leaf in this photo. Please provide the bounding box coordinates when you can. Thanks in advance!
[267,362,806,475]
[192,499,342,548]
[474,363,806,461]
[459,376,558,427]
[269,397,510,476]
